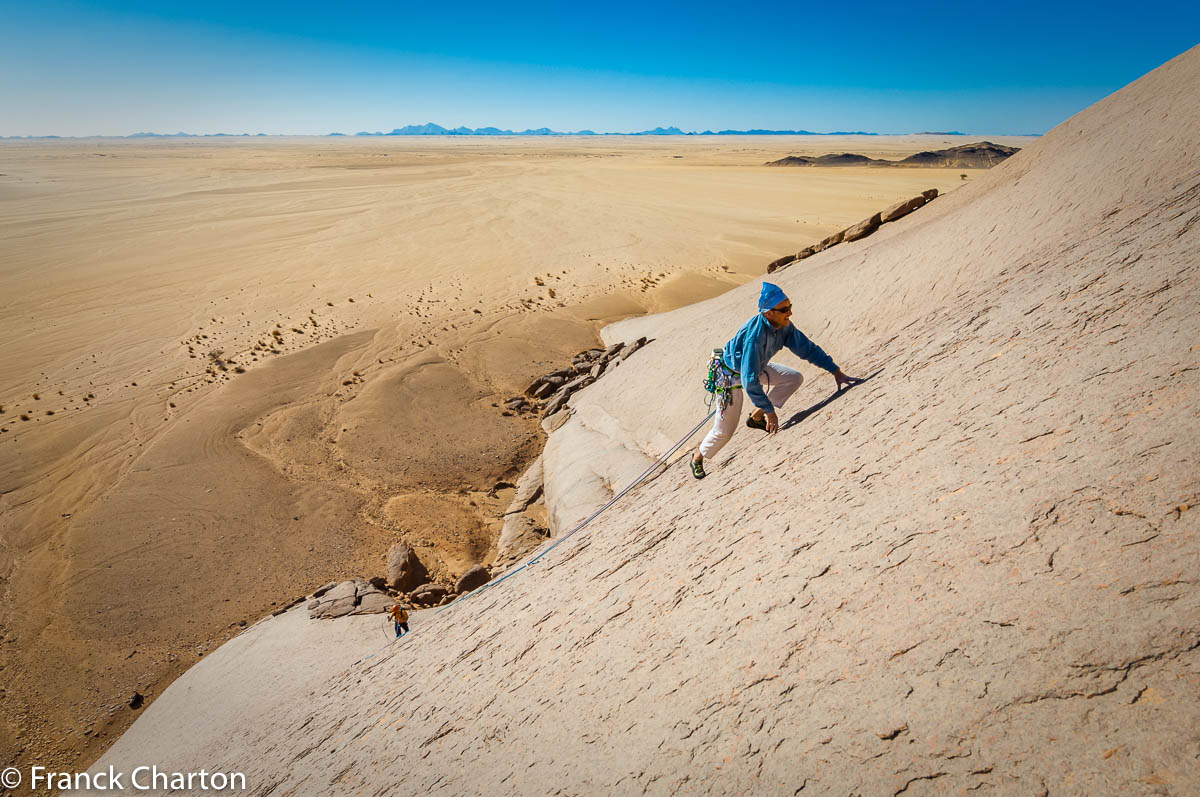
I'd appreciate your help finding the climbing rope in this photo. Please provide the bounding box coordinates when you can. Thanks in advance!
[434,408,716,612]
[351,409,714,665]
[350,379,724,667]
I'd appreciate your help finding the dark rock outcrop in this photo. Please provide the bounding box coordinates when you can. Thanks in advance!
[766,153,886,167]
[812,230,844,253]
[766,254,797,273]
[766,189,940,273]
[898,141,1019,168]
[843,212,882,242]
[518,338,653,420]
[766,142,1018,169]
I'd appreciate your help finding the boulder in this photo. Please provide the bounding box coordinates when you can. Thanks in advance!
[532,381,556,400]
[794,245,817,261]
[880,195,927,223]
[503,396,525,408]
[410,584,449,605]
[438,594,456,606]
[843,212,882,242]
[349,591,393,615]
[588,361,606,379]
[456,564,491,594]
[602,342,624,359]
[387,544,429,592]
[766,254,797,273]
[921,188,939,201]
[523,376,545,396]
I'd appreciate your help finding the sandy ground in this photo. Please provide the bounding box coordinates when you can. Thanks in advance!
[0,133,1032,774]
[85,46,1199,795]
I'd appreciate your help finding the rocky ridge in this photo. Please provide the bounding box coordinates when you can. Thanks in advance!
[765,188,939,273]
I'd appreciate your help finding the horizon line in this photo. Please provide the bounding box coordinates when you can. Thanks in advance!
[2,128,1044,140]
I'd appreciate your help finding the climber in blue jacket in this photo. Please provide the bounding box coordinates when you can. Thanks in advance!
[691,282,861,479]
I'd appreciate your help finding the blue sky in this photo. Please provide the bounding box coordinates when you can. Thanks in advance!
[2,0,1197,136]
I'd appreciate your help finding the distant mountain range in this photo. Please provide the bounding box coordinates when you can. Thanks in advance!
[0,127,1037,140]
[348,123,882,137]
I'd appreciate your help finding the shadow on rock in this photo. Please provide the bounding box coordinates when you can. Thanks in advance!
[780,369,882,431]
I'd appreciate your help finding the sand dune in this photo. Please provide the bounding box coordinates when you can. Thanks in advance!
[88,46,1199,794]
[0,133,1009,772]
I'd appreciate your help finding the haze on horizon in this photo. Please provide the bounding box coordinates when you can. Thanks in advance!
[2,0,1197,138]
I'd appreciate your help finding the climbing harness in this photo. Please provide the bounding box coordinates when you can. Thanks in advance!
[703,348,740,412]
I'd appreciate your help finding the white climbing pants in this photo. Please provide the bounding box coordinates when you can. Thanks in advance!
[699,362,804,460]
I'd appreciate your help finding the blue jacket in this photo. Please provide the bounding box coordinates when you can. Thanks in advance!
[722,313,838,412]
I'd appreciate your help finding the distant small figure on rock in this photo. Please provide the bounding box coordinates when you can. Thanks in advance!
[388,602,410,638]
[692,282,862,479]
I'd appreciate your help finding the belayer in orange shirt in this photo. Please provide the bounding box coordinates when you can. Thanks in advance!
[388,603,409,638]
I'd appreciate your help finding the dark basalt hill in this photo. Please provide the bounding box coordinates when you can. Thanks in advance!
[766,153,883,166]
[766,140,1020,167]
[899,141,1021,167]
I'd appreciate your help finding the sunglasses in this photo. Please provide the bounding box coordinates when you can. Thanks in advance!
[771,304,793,314]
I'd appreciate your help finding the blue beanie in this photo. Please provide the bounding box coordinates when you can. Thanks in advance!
[758,282,787,312]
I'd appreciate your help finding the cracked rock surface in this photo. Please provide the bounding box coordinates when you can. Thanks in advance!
[93,47,1199,795]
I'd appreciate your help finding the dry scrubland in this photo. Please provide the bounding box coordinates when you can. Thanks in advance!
[90,47,1199,794]
[0,132,1012,773]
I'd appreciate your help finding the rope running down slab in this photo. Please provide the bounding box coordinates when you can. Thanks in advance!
[352,410,714,664]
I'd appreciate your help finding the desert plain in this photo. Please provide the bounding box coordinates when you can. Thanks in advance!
[0,133,1033,773]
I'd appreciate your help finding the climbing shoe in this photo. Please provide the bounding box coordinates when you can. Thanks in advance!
[690,457,706,480]
[746,413,768,432]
